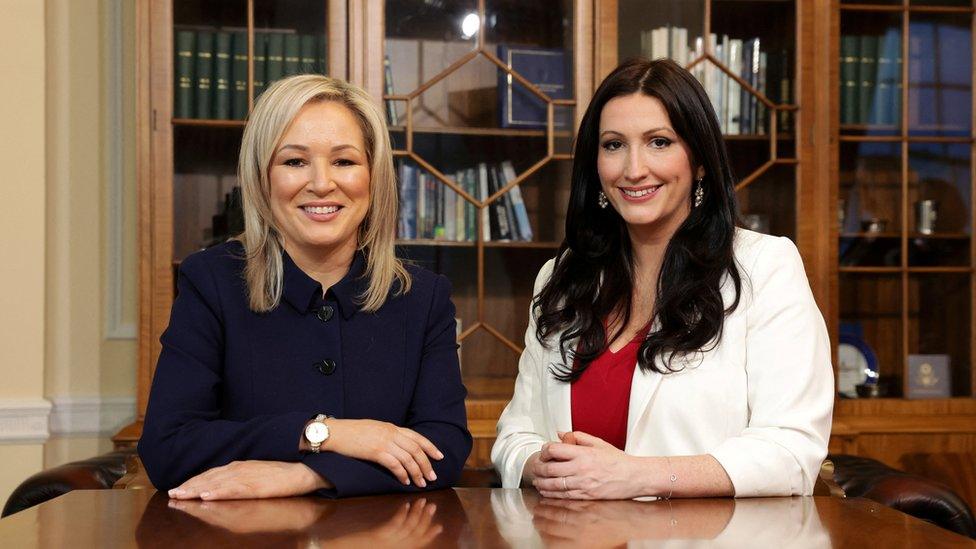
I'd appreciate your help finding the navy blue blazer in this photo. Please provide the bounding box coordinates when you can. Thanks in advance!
[138,241,471,497]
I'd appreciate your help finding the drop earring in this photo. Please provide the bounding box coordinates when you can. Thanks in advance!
[597,190,609,209]
[694,178,704,208]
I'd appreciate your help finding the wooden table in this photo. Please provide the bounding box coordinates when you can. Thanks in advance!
[0,488,972,547]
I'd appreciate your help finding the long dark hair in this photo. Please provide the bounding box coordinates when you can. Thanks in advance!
[536,58,742,381]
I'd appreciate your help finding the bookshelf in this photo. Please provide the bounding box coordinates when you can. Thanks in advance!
[127,0,976,491]
[832,0,976,510]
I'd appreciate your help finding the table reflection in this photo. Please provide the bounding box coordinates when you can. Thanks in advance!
[135,489,466,548]
[135,488,833,548]
[489,490,831,548]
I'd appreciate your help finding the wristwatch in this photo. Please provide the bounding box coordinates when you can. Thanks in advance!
[304,414,332,453]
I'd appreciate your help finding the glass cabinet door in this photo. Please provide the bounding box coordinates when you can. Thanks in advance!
[838,1,974,398]
[382,0,579,400]
[613,0,799,241]
[171,1,336,271]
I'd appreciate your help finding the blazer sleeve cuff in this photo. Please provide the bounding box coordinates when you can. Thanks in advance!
[500,440,545,489]
[301,452,406,498]
[709,436,806,497]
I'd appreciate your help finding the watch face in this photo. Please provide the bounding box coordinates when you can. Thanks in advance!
[305,422,328,444]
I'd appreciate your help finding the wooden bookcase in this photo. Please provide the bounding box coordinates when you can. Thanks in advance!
[125,0,976,501]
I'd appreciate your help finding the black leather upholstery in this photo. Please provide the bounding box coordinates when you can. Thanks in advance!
[1,449,133,517]
[829,453,976,539]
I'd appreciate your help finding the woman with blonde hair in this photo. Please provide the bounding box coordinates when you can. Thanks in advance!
[139,74,471,499]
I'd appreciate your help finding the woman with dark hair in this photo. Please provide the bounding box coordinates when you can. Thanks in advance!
[492,59,833,499]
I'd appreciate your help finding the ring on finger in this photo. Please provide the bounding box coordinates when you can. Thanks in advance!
[562,477,568,491]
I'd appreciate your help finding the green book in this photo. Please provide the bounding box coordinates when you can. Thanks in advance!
[840,34,859,125]
[174,31,195,119]
[858,35,878,125]
[284,34,301,76]
[317,34,327,75]
[194,31,214,119]
[231,31,248,120]
[300,35,318,74]
[213,32,232,120]
[253,31,267,100]
[266,32,285,87]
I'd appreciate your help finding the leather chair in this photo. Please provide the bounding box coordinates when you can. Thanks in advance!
[4,450,975,540]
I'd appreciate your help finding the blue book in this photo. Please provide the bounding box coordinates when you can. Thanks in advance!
[398,163,417,239]
[498,45,571,129]
[501,161,533,241]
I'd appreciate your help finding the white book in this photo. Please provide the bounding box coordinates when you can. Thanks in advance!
[477,162,490,241]
[693,36,705,84]
[671,27,688,67]
[652,27,668,60]
[728,38,743,135]
[706,34,719,118]
[444,178,456,241]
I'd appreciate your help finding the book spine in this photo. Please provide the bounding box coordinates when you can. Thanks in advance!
[404,164,417,239]
[284,34,301,76]
[194,31,214,119]
[740,39,754,135]
[445,180,456,241]
[434,178,445,239]
[174,31,196,119]
[728,39,742,135]
[213,32,232,120]
[502,161,533,241]
[317,34,327,74]
[859,35,878,125]
[777,48,791,133]
[465,168,476,241]
[253,31,267,99]
[417,171,427,239]
[478,163,491,241]
[265,32,285,87]
[232,31,248,120]
[490,166,512,241]
[300,35,317,74]
[757,52,767,135]
[384,54,398,125]
[496,164,520,240]
[840,35,859,125]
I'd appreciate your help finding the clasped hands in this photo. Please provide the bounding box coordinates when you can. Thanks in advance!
[168,418,443,501]
[528,431,644,500]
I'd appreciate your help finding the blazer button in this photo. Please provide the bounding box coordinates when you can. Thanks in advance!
[315,359,337,375]
[316,305,334,322]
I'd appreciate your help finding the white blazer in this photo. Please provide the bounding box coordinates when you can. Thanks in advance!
[491,229,834,497]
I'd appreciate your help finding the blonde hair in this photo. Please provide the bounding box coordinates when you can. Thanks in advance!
[237,74,410,313]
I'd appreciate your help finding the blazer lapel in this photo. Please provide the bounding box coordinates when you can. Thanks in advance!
[544,346,573,436]
[625,361,663,449]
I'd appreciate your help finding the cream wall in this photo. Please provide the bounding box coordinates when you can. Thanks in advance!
[0,0,50,510]
[0,0,137,509]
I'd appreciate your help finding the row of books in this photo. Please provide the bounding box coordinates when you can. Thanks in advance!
[641,27,792,135]
[397,161,534,242]
[840,30,902,127]
[174,28,327,121]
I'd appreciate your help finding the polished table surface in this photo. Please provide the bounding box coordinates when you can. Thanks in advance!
[0,488,973,547]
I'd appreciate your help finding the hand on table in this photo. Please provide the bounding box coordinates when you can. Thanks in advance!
[168,460,329,500]
[325,419,443,488]
[167,496,328,533]
[530,431,643,500]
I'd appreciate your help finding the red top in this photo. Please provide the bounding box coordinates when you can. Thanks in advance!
[570,336,642,451]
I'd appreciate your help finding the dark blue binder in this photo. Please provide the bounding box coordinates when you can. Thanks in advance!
[498,45,571,129]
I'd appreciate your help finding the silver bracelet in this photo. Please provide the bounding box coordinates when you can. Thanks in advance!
[664,456,677,499]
